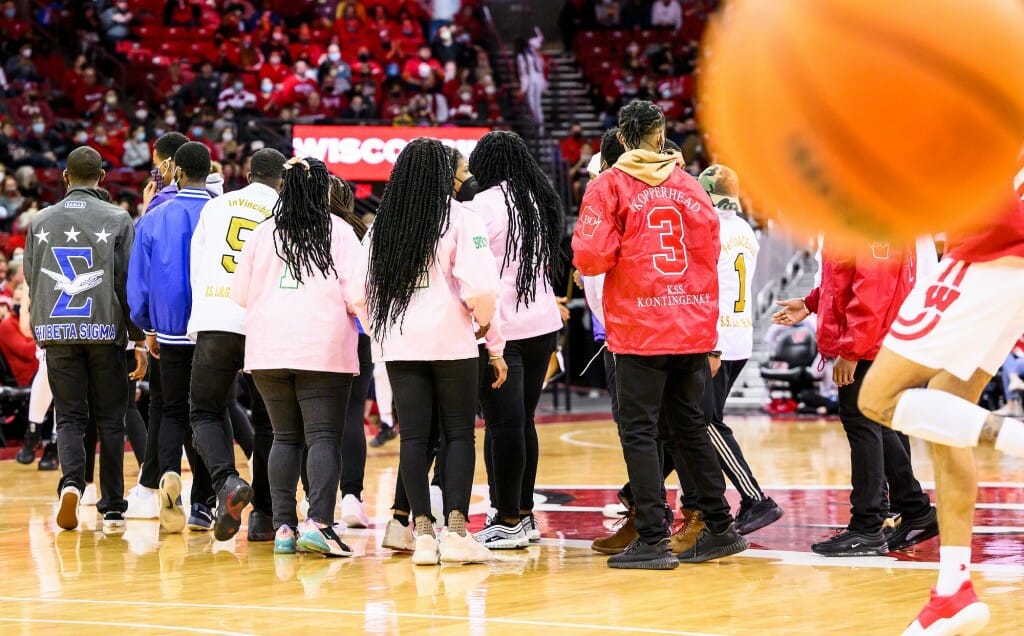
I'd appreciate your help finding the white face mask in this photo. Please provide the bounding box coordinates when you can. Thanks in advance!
[135,109,148,120]
[222,132,234,142]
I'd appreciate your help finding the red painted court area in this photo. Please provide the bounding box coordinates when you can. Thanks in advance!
[485,486,1024,565]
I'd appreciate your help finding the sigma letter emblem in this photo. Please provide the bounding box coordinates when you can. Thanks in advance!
[579,206,601,238]
[42,247,103,319]
[889,260,966,341]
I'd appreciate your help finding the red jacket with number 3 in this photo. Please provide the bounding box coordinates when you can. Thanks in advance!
[572,150,720,355]
[803,241,916,362]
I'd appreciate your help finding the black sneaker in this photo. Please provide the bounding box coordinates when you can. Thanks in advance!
[734,497,784,535]
[887,507,939,552]
[214,474,254,541]
[369,425,397,448]
[187,503,214,532]
[811,528,888,557]
[16,431,40,464]
[38,443,59,471]
[607,537,679,570]
[677,525,749,563]
[102,511,126,536]
[248,509,275,542]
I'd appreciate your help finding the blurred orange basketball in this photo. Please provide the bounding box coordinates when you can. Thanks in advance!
[699,0,1024,248]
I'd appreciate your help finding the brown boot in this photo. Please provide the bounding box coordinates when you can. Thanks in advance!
[591,509,638,555]
[669,509,705,555]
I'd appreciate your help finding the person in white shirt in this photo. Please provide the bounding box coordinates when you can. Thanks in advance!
[650,0,683,30]
[217,77,257,113]
[516,28,548,134]
[188,148,285,543]
[365,137,506,567]
[465,131,566,549]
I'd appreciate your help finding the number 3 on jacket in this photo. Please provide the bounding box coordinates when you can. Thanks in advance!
[647,206,688,276]
[221,216,261,273]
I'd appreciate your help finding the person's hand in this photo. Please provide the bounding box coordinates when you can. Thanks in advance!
[475,322,490,340]
[489,356,508,389]
[833,356,857,387]
[709,355,721,377]
[772,298,810,326]
[145,333,160,359]
[556,296,570,323]
[572,270,583,290]
[142,180,158,210]
[130,345,148,381]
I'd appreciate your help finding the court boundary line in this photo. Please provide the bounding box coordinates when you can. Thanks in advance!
[0,617,251,635]
[0,596,726,636]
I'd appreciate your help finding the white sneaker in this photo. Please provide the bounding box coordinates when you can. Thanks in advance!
[429,485,444,524]
[80,483,98,506]
[102,511,126,536]
[341,494,370,528]
[381,518,415,552]
[602,503,627,519]
[439,529,492,564]
[522,513,541,542]
[412,533,439,566]
[158,472,186,534]
[475,519,529,549]
[126,485,159,519]
[56,485,81,531]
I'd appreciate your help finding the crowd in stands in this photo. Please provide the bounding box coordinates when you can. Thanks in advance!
[0,0,505,201]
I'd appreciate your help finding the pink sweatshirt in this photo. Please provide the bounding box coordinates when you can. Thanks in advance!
[231,216,367,374]
[368,200,504,362]
[465,184,563,342]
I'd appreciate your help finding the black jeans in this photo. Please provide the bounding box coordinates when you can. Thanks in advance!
[393,402,444,513]
[156,344,216,508]
[388,358,477,521]
[254,369,352,529]
[615,353,732,544]
[478,331,557,520]
[245,373,273,515]
[46,344,128,514]
[678,359,765,508]
[839,360,931,532]
[190,331,247,493]
[86,349,146,481]
[341,334,373,498]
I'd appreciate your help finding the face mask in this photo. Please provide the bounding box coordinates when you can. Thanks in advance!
[135,108,148,119]
[328,51,341,63]
[75,133,88,143]
[95,135,107,143]
[261,81,273,93]
[32,123,45,135]
[572,131,582,140]
[455,175,479,202]
[150,165,164,190]
[440,32,452,44]
[484,85,496,96]
[153,127,166,137]
[106,96,117,105]
[21,48,31,58]
[270,56,281,65]
[419,51,430,60]
[135,131,146,142]
[4,8,15,18]
[105,113,118,123]
[222,132,233,142]
[191,126,204,137]
[234,81,244,91]
[460,92,471,101]
[358,53,369,62]
[165,115,177,126]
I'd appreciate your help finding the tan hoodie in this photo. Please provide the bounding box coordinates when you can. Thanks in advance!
[613,149,680,187]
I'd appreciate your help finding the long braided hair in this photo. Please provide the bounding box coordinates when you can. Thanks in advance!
[328,175,368,240]
[367,138,453,336]
[272,157,336,284]
[468,130,565,307]
[618,100,665,150]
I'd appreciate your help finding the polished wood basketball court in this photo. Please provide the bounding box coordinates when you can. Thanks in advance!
[2,415,1023,635]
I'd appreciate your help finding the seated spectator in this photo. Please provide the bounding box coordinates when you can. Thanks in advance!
[559,122,597,166]
[92,124,125,168]
[218,6,245,40]
[164,0,202,27]
[218,77,257,112]
[5,44,38,83]
[380,83,407,120]
[296,91,331,122]
[570,143,593,203]
[449,84,479,121]
[651,0,682,30]
[213,129,240,164]
[318,43,352,92]
[157,61,193,105]
[0,294,36,387]
[259,51,290,87]
[279,60,319,107]
[190,62,223,107]
[123,126,151,170]
[1,259,24,298]
[335,0,368,22]
[454,5,484,42]
[402,45,443,89]
[235,35,264,69]
[21,116,62,168]
[431,25,461,65]
[341,93,373,120]
[254,78,283,116]
[595,0,621,27]
[9,83,55,129]
[0,1,32,43]
[398,17,426,51]
[290,22,326,63]
[353,49,384,83]
[0,175,23,223]
[100,0,134,42]
[99,90,129,136]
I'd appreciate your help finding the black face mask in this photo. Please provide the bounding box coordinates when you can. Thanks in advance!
[455,176,479,202]
[572,131,583,140]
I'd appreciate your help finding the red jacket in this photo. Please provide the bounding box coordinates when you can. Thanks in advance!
[803,241,916,361]
[0,313,38,387]
[572,150,720,355]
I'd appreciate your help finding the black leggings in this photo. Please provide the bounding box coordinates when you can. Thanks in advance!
[393,403,444,513]
[387,358,477,521]
[479,332,557,520]
[254,369,352,529]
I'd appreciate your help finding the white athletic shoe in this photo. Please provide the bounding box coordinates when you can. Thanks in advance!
[475,519,529,549]
[602,503,628,519]
[381,518,415,552]
[521,513,542,542]
[439,529,492,564]
[411,533,440,566]
[102,511,126,536]
[56,485,81,531]
[125,484,159,519]
[429,485,444,524]
[158,472,186,534]
[80,483,98,506]
[341,494,370,528]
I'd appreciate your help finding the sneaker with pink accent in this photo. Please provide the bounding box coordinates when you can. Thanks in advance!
[901,581,990,636]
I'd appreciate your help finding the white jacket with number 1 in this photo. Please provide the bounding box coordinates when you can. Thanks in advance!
[368,200,505,362]
[187,182,279,340]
